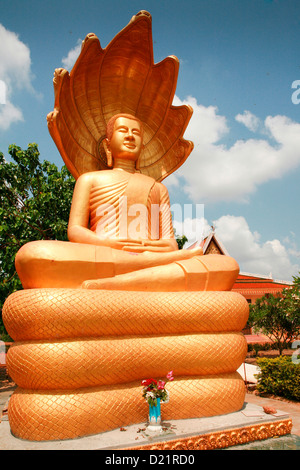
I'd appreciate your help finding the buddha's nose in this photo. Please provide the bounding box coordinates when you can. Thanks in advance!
[127,130,135,140]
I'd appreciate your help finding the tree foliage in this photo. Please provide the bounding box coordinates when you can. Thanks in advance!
[0,144,75,338]
[173,229,188,250]
[249,277,300,355]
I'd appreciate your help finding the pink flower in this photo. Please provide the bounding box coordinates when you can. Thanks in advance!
[166,371,174,381]
[157,380,165,390]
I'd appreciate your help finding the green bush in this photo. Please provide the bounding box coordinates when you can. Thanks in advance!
[256,356,300,401]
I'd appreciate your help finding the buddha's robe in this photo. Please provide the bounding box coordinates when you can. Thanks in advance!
[89,171,174,241]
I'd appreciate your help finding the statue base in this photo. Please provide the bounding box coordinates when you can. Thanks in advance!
[0,400,292,450]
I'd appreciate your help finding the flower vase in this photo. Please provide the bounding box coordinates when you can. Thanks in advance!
[148,398,162,432]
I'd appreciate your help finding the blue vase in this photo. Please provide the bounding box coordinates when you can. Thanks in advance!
[148,398,162,432]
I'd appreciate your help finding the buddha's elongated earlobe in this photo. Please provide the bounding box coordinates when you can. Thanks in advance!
[135,143,145,171]
[103,139,113,167]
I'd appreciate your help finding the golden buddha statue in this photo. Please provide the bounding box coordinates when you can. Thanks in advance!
[3,11,249,443]
[15,112,238,292]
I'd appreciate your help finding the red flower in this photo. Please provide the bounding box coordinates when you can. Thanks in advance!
[141,378,157,386]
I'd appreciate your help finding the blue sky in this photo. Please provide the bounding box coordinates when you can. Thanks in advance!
[1,0,300,280]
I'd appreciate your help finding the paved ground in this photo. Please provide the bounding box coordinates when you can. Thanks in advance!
[245,392,300,436]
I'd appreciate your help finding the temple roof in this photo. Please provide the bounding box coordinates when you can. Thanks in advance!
[188,229,230,256]
[232,272,292,294]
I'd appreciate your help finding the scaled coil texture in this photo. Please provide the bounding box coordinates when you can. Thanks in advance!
[3,289,248,441]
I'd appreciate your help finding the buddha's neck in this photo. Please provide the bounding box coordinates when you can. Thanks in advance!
[113,158,136,173]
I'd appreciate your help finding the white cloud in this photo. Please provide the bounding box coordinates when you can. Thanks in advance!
[0,80,6,104]
[0,100,23,130]
[284,232,300,260]
[173,96,300,203]
[0,24,33,92]
[0,23,38,130]
[173,215,209,247]
[62,39,82,70]
[235,110,261,132]
[173,212,298,280]
[212,215,299,281]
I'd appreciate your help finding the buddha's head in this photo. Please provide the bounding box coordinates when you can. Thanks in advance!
[104,114,144,168]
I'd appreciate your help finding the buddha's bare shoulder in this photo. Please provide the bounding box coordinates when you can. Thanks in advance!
[76,169,129,187]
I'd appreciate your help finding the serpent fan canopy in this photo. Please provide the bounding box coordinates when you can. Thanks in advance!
[47,10,194,182]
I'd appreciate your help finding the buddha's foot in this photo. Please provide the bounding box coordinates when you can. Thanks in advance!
[82,279,116,289]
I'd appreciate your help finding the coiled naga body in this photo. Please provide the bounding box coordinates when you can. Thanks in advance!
[3,11,248,441]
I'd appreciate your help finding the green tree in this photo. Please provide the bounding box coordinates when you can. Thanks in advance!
[176,234,188,250]
[0,144,75,339]
[249,278,300,355]
[174,229,188,250]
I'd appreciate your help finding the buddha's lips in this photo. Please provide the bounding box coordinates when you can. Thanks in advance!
[124,143,136,149]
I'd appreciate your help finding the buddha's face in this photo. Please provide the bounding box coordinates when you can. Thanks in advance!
[107,116,143,162]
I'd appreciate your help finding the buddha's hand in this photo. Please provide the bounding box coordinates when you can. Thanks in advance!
[121,238,180,253]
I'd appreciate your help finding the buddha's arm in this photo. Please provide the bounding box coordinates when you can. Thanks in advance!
[68,173,100,245]
[67,174,129,249]
[148,182,178,251]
